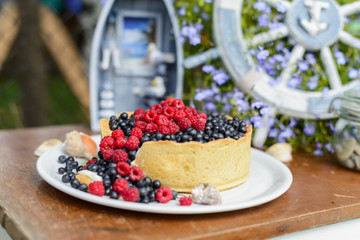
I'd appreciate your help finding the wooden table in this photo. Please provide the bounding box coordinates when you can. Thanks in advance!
[1,125,360,240]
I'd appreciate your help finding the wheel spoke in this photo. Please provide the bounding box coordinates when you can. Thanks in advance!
[320,47,342,90]
[262,0,291,10]
[340,1,360,17]
[278,44,305,87]
[249,27,289,46]
[339,30,360,49]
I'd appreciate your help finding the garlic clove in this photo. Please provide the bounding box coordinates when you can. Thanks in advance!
[266,143,293,163]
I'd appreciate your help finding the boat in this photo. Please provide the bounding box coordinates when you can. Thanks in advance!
[89,0,183,132]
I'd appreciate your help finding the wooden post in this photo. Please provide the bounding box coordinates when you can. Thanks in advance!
[16,0,47,127]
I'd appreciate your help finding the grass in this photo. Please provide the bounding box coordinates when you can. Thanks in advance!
[0,74,89,129]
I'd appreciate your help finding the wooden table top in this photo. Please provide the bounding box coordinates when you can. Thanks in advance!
[1,125,360,240]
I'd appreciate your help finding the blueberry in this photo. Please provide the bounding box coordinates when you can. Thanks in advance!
[110,124,118,131]
[233,116,240,122]
[110,115,117,121]
[152,180,161,189]
[65,165,73,173]
[144,177,152,186]
[120,112,128,120]
[163,134,171,141]
[58,155,67,164]
[58,167,65,174]
[103,178,112,188]
[128,150,137,160]
[90,164,99,172]
[141,196,150,204]
[136,179,146,188]
[72,161,79,169]
[155,133,163,140]
[68,172,75,180]
[97,171,104,177]
[108,162,117,168]
[138,187,148,197]
[105,188,111,196]
[76,165,84,172]
[62,174,71,183]
[67,156,75,162]
[112,174,122,183]
[181,134,190,142]
[78,183,88,192]
[103,174,110,180]
[110,190,119,199]
[172,190,178,200]
[148,191,156,202]
[71,178,80,189]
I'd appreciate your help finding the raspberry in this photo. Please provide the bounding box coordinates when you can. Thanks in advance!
[88,181,105,196]
[99,136,115,149]
[158,126,170,135]
[192,118,206,131]
[134,120,147,132]
[179,196,192,206]
[134,108,145,117]
[113,149,129,163]
[129,166,143,181]
[100,147,114,161]
[171,99,185,109]
[145,122,158,134]
[160,100,169,107]
[113,178,129,194]
[122,187,140,202]
[189,115,198,125]
[116,162,131,176]
[85,158,97,166]
[177,118,192,131]
[115,137,126,149]
[156,115,170,127]
[144,110,157,123]
[166,97,176,105]
[174,110,186,121]
[150,104,162,112]
[184,107,194,118]
[197,112,208,121]
[162,106,175,119]
[168,120,180,134]
[130,127,143,139]
[125,136,140,150]
[111,129,124,140]
[189,106,198,115]
[156,186,173,203]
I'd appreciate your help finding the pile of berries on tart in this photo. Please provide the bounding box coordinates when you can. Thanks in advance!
[58,98,252,205]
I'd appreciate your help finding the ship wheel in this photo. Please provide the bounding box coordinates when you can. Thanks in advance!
[185,0,360,146]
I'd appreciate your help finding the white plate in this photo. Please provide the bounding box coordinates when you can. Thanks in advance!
[36,135,292,214]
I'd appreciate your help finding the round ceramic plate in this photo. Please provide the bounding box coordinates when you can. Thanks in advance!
[36,135,292,214]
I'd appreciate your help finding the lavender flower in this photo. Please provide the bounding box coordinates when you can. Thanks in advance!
[251,100,265,110]
[322,87,330,96]
[258,14,270,27]
[235,99,250,113]
[201,11,210,21]
[298,61,309,72]
[250,115,263,128]
[213,69,230,86]
[260,106,272,116]
[276,3,287,13]
[303,123,316,136]
[253,1,267,11]
[268,128,279,138]
[256,46,269,61]
[305,53,317,64]
[289,118,298,128]
[278,127,294,142]
[307,75,319,90]
[313,142,324,156]
[335,50,346,65]
[348,68,359,79]
[178,6,186,16]
[324,142,334,154]
[204,102,217,111]
[193,5,199,14]
[204,0,213,3]
[180,23,202,46]
[287,76,302,88]
[202,64,215,74]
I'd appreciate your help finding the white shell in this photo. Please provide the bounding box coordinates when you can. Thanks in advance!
[64,131,93,159]
[266,143,293,162]
[191,183,221,205]
[34,139,62,157]
[335,137,357,162]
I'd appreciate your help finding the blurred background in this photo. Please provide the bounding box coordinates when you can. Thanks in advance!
[0,0,101,129]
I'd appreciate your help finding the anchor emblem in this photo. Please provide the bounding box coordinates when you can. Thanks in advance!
[300,0,330,36]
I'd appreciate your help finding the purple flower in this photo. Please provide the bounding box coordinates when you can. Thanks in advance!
[289,118,298,128]
[326,121,336,132]
[268,128,279,138]
[322,87,330,96]
[335,50,346,65]
[253,1,267,11]
[298,61,309,72]
[193,5,199,14]
[305,53,317,64]
[278,127,294,142]
[324,142,334,154]
[348,68,359,79]
[213,70,230,86]
[204,0,213,3]
[99,0,107,5]
[235,99,250,113]
[276,4,287,13]
[251,100,265,109]
[194,88,214,101]
[273,54,285,63]
[181,23,202,46]
[287,77,301,88]
[258,14,270,27]
[260,106,272,116]
[202,64,215,74]
[307,75,319,90]
[189,34,201,46]
[250,115,263,128]
[222,103,233,112]
[267,117,276,127]
[204,102,217,111]
[178,6,186,16]
[303,123,316,136]
[276,41,285,51]
[313,142,324,156]
[256,46,269,61]
[269,21,286,30]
